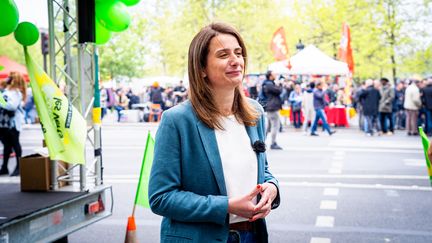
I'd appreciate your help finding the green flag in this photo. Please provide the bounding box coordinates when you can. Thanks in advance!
[134,132,155,208]
[0,92,6,107]
[418,127,432,185]
[24,48,87,164]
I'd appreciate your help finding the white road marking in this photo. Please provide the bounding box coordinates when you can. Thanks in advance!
[320,200,337,210]
[329,139,419,149]
[403,159,425,167]
[323,188,339,196]
[328,169,342,174]
[331,162,343,168]
[315,216,334,227]
[279,181,432,191]
[284,147,419,154]
[334,151,345,156]
[385,190,400,197]
[310,237,331,243]
[274,174,428,180]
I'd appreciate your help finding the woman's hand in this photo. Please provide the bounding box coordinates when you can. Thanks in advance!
[249,183,278,222]
[228,185,262,219]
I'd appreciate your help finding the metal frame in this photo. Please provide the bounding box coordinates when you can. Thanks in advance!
[47,0,102,191]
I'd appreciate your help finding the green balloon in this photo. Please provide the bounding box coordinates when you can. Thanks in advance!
[14,22,40,46]
[0,65,4,71]
[96,1,131,32]
[0,0,19,37]
[119,0,140,6]
[95,20,112,45]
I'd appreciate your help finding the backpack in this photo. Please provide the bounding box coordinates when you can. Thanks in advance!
[257,80,272,108]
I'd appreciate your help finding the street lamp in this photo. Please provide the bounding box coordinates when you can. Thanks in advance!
[333,42,337,59]
[296,39,305,52]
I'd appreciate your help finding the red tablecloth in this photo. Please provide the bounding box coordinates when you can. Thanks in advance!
[324,107,349,127]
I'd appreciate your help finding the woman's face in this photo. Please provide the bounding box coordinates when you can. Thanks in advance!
[204,34,244,91]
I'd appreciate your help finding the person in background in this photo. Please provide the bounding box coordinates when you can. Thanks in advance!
[310,82,336,136]
[262,71,283,149]
[149,22,280,243]
[404,79,421,136]
[360,79,381,136]
[393,81,406,130]
[0,72,27,176]
[99,84,108,119]
[149,81,165,110]
[289,83,303,129]
[378,78,395,135]
[302,82,316,135]
[23,86,36,124]
[422,77,432,136]
[114,89,129,122]
[173,80,188,105]
[353,81,366,131]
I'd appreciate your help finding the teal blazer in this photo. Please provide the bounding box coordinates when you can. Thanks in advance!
[149,99,280,243]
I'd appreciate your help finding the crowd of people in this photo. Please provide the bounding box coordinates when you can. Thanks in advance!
[245,73,432,140]
[353,77,432,137]
[99,80,188,122]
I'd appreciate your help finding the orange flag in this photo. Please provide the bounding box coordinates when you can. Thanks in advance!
[270,27,289,61]
[338,23,354,75]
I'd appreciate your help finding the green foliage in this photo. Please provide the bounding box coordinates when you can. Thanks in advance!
[98,13,150,80]
[0,33,43,66]
[95,0,431,81]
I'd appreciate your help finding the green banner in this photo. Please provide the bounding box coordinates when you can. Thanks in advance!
[418,127,432,184]
[0,92,6,107]
[25,48,87,164]
[134,132,155,208]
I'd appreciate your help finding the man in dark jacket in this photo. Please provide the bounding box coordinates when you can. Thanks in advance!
[262,71,283,149]
[422,78,432,135]
[310,82,336,136]
[360,79,381,136]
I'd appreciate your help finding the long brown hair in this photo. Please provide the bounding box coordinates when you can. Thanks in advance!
[8,72,27,102]
[188,22,258,130]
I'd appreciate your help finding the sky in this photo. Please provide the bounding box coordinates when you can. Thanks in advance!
[14,0,48,29]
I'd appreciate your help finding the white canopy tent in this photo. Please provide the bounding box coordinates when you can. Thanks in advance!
[268,45,349,75]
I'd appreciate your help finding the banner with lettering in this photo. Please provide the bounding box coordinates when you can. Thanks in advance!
[270,27,290,61]
[24,48,87,164]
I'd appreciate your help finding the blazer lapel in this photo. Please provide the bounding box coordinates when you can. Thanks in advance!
[196,121,227,196]
[246,124,264,184]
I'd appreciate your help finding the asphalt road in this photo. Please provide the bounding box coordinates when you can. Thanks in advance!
[1,118,431,243]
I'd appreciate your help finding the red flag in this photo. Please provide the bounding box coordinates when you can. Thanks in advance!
[270,27,289,61]
[338,23,354,74]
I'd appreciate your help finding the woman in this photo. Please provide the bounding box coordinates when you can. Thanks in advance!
[289,83,303,129]
[0,72,26,176]
[148,23,280,243]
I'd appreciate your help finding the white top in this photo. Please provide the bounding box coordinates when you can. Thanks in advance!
[215,115,257,223]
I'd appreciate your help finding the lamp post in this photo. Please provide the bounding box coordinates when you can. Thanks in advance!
[296,39,305,52]
[333,42,337,59]
[295,39,305,82]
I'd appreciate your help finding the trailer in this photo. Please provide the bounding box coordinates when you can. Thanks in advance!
[0,184,113,243]
[1,0,112,242]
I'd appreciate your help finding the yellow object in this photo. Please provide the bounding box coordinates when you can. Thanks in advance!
[349,107,356,118]
[279,108,290,117]
[93,107,102,125]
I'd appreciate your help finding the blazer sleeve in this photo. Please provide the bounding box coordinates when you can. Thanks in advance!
[148,112,228,225]
[256,103,281,209]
